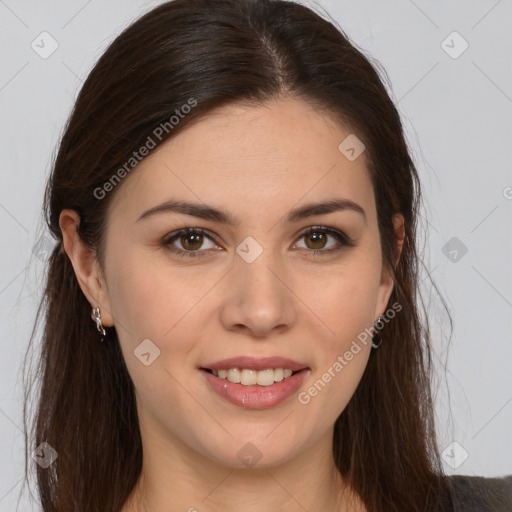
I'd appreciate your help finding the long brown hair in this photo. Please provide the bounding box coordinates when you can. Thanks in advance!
[23,0,453,510]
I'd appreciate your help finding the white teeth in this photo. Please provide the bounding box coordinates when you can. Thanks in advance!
[211,367,296,385]
[274,368,284,382]
[240,369,257,385]
[256,369,275,386]
[227,368,240,383]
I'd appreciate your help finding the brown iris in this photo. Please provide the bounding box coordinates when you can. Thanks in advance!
[304,230,328,250]
[179,232,204,251]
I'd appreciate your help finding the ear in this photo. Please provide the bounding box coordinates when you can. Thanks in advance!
[59,209,115,327]
[374,212,405,319]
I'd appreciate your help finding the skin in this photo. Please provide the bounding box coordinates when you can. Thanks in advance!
[60,96,404,512]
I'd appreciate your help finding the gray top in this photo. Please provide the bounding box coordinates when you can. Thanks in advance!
[445,474,512,511]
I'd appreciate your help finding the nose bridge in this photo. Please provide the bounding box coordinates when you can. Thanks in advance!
[221,235,295,335]
[234,234,285,299]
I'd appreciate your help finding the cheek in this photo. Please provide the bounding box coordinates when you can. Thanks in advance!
[105,251,202,417]
[295,268,376,423]
[106,245,207,342]
[292,250,381,412]
[296,255,382,344]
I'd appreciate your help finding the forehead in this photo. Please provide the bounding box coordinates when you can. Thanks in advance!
[107,97,375,225]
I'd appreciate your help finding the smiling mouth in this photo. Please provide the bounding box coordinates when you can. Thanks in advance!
[201,367,303,386]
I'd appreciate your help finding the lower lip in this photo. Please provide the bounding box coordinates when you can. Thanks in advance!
[201,369,309,410]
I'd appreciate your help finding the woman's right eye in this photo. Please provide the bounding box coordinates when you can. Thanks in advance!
[163,228,218,258]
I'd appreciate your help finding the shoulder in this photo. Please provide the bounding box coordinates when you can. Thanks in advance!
[443,474,512,511]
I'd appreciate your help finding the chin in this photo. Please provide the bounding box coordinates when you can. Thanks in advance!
[186,431,292,468]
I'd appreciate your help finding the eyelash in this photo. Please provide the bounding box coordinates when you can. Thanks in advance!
[162,226,355,259]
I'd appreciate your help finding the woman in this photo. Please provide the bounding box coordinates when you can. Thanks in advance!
[23,0,512,511]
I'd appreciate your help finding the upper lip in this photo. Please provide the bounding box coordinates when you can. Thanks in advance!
[201,356,309,372]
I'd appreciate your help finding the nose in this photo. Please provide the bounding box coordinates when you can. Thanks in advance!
[219,243,296,338]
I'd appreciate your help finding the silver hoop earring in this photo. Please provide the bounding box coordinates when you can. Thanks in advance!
[92,307,106,342]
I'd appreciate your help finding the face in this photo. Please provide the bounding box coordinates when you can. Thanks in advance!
[88,97,400,469]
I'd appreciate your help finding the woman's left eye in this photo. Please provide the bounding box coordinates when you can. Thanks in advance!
[294,226,355,255]
[162,226,354,258]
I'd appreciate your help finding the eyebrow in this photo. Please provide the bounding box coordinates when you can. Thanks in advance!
[136,198,366,225]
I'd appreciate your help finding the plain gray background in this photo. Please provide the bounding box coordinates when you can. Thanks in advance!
[0,0,511,509]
